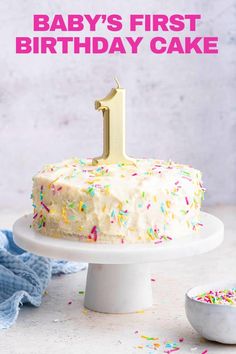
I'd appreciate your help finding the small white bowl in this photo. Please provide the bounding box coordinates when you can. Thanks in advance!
[185,281,236,344]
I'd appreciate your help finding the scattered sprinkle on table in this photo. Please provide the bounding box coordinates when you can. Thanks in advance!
[163,339,180,353]
[79,291,85,295]
[141,335,159,341]
[193,288,236,305]
[134,333,208,353]
[82,309,88,315]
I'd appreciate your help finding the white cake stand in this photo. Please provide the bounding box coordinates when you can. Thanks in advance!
[13,212,224,314]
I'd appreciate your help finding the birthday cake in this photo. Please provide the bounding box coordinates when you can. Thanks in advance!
[32,158,204,243]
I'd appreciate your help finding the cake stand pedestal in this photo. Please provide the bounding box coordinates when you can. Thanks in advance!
[13,212,224,314]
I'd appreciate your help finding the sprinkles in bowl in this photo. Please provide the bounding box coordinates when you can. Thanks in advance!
[193,288,236,306]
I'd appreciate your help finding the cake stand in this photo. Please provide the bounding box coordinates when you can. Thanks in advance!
[13,212,224,314]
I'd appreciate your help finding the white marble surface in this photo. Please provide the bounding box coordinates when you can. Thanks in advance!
[0,0,235,212]
[0,205,236,354]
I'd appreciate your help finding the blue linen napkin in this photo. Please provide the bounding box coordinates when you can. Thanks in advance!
[0,230,86,329]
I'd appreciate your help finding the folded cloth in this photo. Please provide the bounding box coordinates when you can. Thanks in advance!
[0,230,86,329]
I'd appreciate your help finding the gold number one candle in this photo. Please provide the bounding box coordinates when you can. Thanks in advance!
[93,79,135,165]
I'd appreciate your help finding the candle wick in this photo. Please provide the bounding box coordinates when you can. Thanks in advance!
[114,77,121,89]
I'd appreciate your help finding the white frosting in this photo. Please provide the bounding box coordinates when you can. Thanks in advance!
[32,158,204,243]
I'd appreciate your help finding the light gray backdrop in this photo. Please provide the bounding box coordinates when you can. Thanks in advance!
[0,0,235,212]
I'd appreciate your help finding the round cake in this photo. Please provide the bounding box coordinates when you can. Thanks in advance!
[31,158,204,244]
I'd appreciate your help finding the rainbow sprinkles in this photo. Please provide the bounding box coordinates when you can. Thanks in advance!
[193,288,236,306]
[32,158,205,243]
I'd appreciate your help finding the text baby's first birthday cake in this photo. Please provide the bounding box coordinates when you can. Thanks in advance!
[32,82,205,244]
